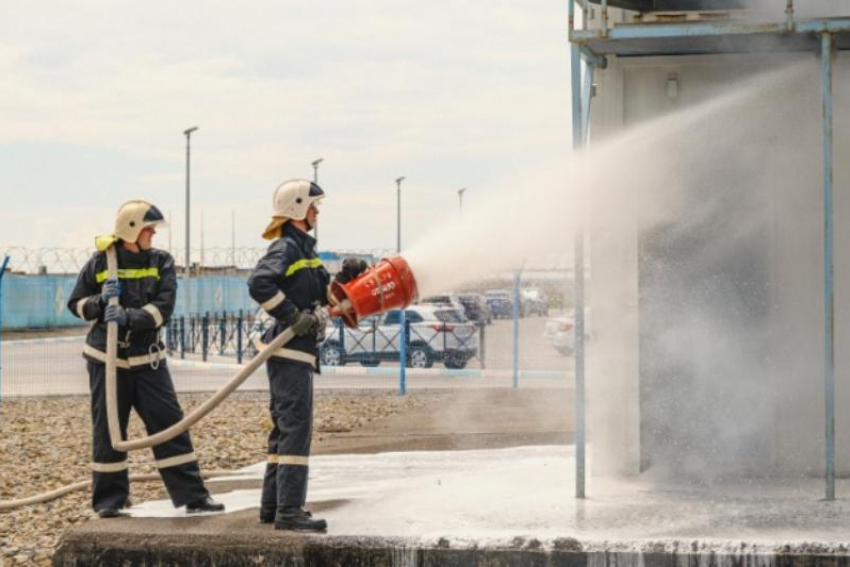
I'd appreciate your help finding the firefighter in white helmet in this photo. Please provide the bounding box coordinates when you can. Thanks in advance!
[248,179,366,532]
[67,200,224,518]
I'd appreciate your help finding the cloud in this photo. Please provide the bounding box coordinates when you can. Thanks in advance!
[0,0,573,254]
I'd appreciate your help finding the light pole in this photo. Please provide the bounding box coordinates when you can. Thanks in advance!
[395,177,406,397]
[458,187,467,217]
[231,209,236,269]
[395,177,405,253]
[312,158,324,242]
[184,126,198,278]
[184,126,198,315]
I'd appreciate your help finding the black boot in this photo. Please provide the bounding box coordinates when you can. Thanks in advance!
[274,507,326,532]
[97,508,128,518]
[186,496,225,514]
[261,505,311,523]
[259,505,276,524]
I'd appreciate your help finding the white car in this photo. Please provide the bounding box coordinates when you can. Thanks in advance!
[520,288,549,316]
[321,304,478,369]
[543,309,591,356]
[419,293,467,315]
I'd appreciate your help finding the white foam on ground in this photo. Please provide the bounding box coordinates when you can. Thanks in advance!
[127,445,850,551]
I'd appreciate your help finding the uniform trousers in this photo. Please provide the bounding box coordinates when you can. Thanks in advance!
[88,360,208,511]
[261,359,314,512]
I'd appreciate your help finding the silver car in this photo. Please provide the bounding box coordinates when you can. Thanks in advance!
[321,304,478,369]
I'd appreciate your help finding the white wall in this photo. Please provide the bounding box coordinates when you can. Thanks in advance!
[587,50,850,477]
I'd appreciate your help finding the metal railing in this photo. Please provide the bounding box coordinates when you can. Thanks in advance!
[164,312,487,370]
[165,311,255,364]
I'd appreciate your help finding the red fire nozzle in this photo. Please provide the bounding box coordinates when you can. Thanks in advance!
[328,255,419,328]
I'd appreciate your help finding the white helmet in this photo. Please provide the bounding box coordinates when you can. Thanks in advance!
[271,179,325,220]
[113,200,168,243]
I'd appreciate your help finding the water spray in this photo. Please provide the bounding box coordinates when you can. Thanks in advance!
[0,253,419,512]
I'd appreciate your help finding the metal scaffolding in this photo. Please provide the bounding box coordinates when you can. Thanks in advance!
[568,0,848,500]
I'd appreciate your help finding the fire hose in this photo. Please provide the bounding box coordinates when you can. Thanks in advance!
[101,247,313,452]
[0,251,413,512]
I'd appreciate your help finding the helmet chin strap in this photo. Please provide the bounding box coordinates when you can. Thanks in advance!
[304,206,318,232]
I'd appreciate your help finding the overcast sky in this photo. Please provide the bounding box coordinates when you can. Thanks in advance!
[0,1,573,256]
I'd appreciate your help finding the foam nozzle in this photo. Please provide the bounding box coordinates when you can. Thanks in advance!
[329,255,419,328]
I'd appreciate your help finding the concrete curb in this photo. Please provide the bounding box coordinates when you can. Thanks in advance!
[2,335,85,345]
[168,358,571,380]
[52,531,850,567]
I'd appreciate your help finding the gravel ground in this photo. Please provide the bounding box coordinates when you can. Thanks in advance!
[0,391,435,566]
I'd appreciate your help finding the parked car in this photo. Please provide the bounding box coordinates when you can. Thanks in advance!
[543,316,575,356]
[543,309,592,356]
[245,309,272,356]
[320,304,478,369]
[420,293,466,315]
[457,293,492,325]
[484,290,513,319]
[520,288,549,317]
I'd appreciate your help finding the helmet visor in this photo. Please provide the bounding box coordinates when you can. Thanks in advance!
[308,182,325,198]
[143,205,169,228]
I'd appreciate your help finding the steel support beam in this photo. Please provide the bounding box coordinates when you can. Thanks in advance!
[570,0,587,501]
[513,271,521,390]
[581,46,608,69]
[821,31,835,501]
[0,255,9,406]
[571,17,850,44]
[582,64,596,143]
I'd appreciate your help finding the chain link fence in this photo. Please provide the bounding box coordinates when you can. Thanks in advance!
[0,246,394,275]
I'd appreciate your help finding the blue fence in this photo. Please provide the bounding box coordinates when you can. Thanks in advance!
[173,277,256,318]
[0,275,256,329]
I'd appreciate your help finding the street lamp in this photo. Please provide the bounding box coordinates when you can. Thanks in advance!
[183,126,198,316]
[183,126,198,279]
[395,176,407,395]
[395,177,405,253]
[312,158,324,242]
[457,187,467,217]
[312,158,323,182]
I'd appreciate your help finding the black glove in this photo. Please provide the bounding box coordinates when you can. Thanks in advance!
[334,258,369,284]
[104,305,127,326]
[288,310,318,336]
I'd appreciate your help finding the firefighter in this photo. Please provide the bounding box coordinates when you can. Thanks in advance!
[67,200,224,518]
[248,179,367,532]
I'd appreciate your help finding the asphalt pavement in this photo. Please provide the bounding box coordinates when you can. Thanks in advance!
[0,317,574,397]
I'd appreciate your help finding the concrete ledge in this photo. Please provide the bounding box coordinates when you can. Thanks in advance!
[52,529,850,567]
[52,530,577,567]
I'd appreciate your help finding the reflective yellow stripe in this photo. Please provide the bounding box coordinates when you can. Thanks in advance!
[155,452,197,469]
[284,258,323,277]
[95,267,160,284]
[251,337,317,366]
[261,291,286,312]
[270,348,317,366]
[83,344,167,369]
[142,304,164,327]
[76,296,96,320]
[268,455,309,466]
[92,460,128,473]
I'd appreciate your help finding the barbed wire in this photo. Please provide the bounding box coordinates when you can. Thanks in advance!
[0,246,396,274]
